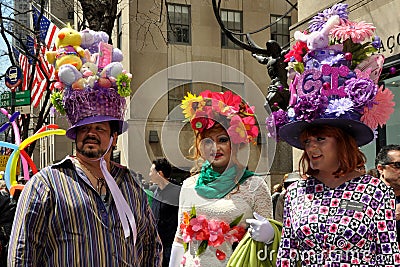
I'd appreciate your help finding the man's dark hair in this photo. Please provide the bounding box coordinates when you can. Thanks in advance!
[375,144,400,167]
[153,158,172,179]
[109,121,120,136]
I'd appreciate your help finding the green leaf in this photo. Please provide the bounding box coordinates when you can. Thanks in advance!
[293,62,304,74]
[183,242,188,252]
[230,213,244,227]
[196,240,208,256]
[190,205,197,219]
[364,46,378,54]
[342,38,354,53]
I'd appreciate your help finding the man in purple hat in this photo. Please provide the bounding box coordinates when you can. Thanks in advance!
[8,29,162,266]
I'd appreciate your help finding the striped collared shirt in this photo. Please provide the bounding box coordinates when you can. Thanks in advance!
[8,156,162,267]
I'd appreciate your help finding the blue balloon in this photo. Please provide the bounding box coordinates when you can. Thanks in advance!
[0,122,10,133]
[0,141,19,190]
[9,112,20,123]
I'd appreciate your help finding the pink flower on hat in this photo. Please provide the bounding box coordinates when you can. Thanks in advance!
[361,85,395,129]
[331,20,375,43]
[227,115,258,144]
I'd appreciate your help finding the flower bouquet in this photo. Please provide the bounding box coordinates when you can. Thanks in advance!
[179,206,246,262]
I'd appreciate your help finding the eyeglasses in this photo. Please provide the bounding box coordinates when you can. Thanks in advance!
[383,162,400,169]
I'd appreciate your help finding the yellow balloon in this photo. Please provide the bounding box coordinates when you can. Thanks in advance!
[8,129,66,188]
[20,129,66,149]
[8,150,20,187]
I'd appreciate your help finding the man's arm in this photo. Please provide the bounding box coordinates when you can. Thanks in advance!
[137,187,163,267]
[8,173,51,266]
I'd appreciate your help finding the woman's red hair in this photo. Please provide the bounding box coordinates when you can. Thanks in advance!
[299,125,366,177]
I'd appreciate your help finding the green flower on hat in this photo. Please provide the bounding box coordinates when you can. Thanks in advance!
[116,73,132,97]
[195,121,203,129]
[50,91,66,115]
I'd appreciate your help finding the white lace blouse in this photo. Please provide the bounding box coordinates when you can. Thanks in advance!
[174,174,273,267]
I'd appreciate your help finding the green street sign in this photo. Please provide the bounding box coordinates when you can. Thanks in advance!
[0,92,11,107]
[13,97,30,106]
[15,90,30,99]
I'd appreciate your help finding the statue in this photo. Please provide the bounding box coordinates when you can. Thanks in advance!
[252,40,290,111]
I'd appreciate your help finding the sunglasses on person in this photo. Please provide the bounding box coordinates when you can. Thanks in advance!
[383,162,400,169]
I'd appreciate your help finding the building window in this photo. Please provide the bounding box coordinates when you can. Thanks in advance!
[168,79,192,120]
[112,150,121,163]
[221,10,243,49]
[167,4,191,44]
[270,15,291,47]
[117,12,122,49]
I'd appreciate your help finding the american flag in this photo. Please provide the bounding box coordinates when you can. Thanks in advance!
[32,50,56,108]
[30,7,59,107]
[12,47,31,92]
[32,7,59,50]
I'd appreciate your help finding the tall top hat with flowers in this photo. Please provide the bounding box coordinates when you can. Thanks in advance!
[266,3,395,149]
[48,27,137,241]
[49,27,132,139]
[181,90,259,144]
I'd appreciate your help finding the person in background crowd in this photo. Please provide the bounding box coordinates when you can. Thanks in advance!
[376,144,400,245]
[169,90,273,267]
[271,173,287,219]
[0,179,15,267]
[356,165,366,174]
[274,171,301,222]
[8,27,162,266]
[367,168,379,178]
[150,158,181,267]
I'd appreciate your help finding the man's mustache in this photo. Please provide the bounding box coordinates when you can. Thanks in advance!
[83,137,100,144]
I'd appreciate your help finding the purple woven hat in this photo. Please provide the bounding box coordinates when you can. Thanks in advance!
[50,28,132,140]
[64,84,128,139]
[266,3,395,149]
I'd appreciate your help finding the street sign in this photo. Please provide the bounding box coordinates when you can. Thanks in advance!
[0,90,31,107]
[5,66,23,90]
[13,97,31,106]
[0,92,11,107]
[15,90,30,99]
[13,90,31,106]
[14,105,30,114]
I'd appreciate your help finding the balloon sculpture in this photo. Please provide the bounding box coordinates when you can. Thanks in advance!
[0,108,66,194]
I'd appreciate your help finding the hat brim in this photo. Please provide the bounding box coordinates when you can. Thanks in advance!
[278,118,374,150]
[66,115,128,139]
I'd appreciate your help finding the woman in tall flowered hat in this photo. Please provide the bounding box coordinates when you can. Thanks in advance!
[169,90,274,267]
[265,3,400,266]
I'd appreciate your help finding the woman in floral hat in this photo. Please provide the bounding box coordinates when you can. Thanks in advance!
[168,90,274,267]
[267,3,400,266]
[277,124,400,266]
